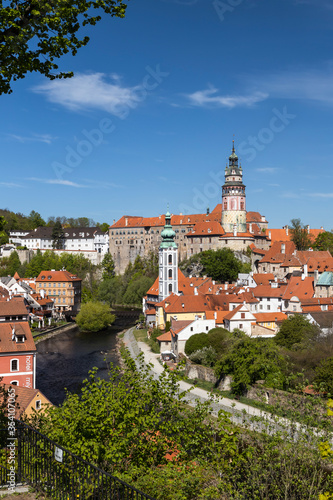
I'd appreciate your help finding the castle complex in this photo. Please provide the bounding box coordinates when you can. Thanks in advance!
[109,142,271,274]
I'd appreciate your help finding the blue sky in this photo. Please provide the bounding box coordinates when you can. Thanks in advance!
[1,0,333,229]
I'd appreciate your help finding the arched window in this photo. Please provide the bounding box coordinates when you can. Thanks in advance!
[10,381,18,386]
[169,284,172,293]
[168,254,172,264]
[168,269,172,279]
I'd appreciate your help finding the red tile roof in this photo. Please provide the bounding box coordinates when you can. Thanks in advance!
[0,322,36,353]
[253,273,275,286]
[254,312,287,323]
[187,221,224,236]
[0,298,28,316]
[282,276,314,301]
[36,270,81,283]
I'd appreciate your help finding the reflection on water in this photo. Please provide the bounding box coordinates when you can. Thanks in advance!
[36,325,121,406]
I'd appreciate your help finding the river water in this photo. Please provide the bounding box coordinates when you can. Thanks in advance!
[36,324,124,406]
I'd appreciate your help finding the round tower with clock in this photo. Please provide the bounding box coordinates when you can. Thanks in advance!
[221,141,247,233]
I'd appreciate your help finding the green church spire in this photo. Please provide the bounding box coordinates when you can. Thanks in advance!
[160,208,177,249]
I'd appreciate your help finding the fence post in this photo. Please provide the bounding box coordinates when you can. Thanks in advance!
[17,422,22,484]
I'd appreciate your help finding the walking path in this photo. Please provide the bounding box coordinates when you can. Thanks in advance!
[122,327,274,430]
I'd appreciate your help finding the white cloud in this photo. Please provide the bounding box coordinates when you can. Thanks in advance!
[32,73,143,116]
[186,87,268,108]
[0,182,23,188]
[7,133,56,144]
[28,178,86,188]
[308,192,333,198]
[255,167,279,173]
[248,67,333,106]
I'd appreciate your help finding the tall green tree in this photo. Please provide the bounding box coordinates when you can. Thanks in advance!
[290,218,312,250]
[28,210,45,229]
[274,315,320,350]
[51,221,65,249]
[76,301,115,332]
[313,231,333,254]
[101,253,115,280]
[0,215,8,245]
[0,0,128,94]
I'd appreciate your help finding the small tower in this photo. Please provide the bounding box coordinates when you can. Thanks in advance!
[158,209,178,302]
[221,141,247,233]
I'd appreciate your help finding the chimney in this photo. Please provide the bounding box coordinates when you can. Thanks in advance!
[125,217,128,227]
[303,264,308,278]
[314,270,319,287]
[11,326,15,340]
[249,223,253,233]
[306,225,310,234]
[285,225,289,236]
[214,311,217,319]
[233,224,237,237]
[320,226,324,231]
[194,287,198,295]
[113,219,115,224]
[269,231,271,239]
[206,207,210,215]
[281,243,285,254]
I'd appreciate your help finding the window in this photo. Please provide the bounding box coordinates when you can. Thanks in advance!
[239,324,243,329]
[168,254,172,264]
[35,400,41,410]
[10,381,18,386]
[11,359,19,371]
[267,305,271,311]
[241,313,245,319]
[190,327,193,331]
[168,269,172,279]
[168,284,172,293]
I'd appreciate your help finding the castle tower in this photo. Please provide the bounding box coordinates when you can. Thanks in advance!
[158,209,178,302]
[221,141,247,233]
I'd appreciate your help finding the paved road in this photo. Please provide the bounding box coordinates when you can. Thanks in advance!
[122,327,333,446]
[122,327,276,430]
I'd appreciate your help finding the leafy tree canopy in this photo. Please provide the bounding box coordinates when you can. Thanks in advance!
[185,333,210,356]
[216,337,285,394]
[290,218,312,251]
[314,356,333,395]
[313,231,333,254]
[51,220,65,249]
[274,315,320,350]
[76,301,115,332]
[0,0,128,94]
[101,253,115,280]
[181,248,246,282]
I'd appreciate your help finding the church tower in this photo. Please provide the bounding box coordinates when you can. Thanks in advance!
[158,209,178,302]
[221,141,247,233]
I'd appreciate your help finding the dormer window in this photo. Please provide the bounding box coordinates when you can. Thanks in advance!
[16,335,25,343]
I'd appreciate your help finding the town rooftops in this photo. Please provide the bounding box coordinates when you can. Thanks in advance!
[316,271,333,286]
[0,322,36,353]
[36,270,81,283]
[0,298,28,316]
[22,227,104,240]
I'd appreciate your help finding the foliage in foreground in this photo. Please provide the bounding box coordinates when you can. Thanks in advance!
[28,352,333,499]
[75,301,115,332]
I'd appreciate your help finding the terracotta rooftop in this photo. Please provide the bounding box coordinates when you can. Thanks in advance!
[0,298,28,316]
[36,270,81,283]
[0,322,36,353]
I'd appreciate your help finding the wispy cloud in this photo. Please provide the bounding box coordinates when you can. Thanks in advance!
[281,192,301,199]
[32,73,143,116]
[186,87,268,108]
[7,133,56,144]
[28,178,86,188]
[255,167,279,173]
[308,192,333,198]
[0,182,23,188]
[248,67,333,106]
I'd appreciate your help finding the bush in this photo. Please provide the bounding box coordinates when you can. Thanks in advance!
[189,346,217,367]
[76,301,115,332]
[185,333,209,356]
[314,357,333,395]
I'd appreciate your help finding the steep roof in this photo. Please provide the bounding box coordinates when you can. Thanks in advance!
[282,276,314,301]
[0,298,28,316]
[1,384,52,418]
[253,273,275,286]
[0,322,36,353]
[254,312,287,323]
[22,227,103,240]
[259,241,296,264]
[36,270,81,283]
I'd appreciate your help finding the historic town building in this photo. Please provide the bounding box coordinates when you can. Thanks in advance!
[158,210,178,302]
[109,143,272,274]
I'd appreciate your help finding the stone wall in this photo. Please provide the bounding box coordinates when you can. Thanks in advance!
[185,359,232,391]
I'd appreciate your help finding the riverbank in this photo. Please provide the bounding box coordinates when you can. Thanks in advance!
[33,323,77,344]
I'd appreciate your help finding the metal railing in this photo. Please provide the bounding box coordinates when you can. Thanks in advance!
[0,421,156,499]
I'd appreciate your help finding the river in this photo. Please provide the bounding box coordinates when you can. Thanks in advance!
[36,323,126,406]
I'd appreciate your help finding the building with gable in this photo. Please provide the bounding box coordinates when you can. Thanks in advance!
[110,143,271,274]
[35,270,81,314]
